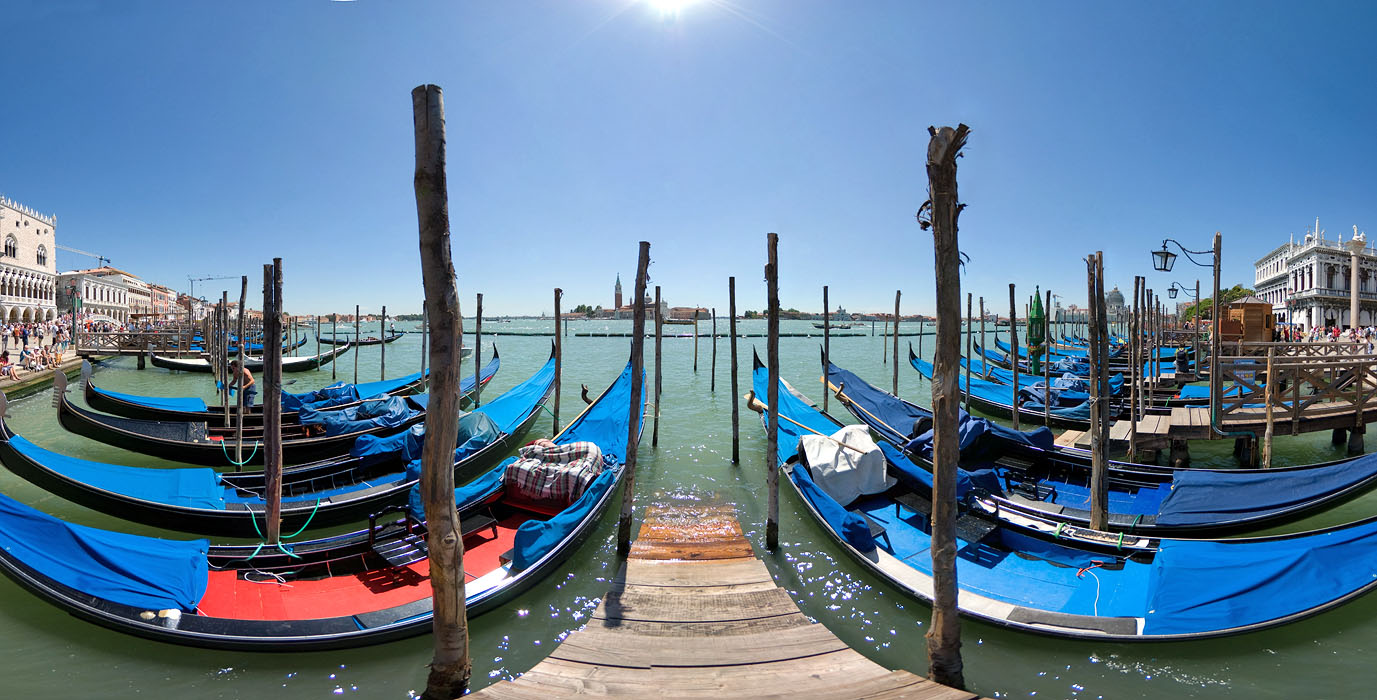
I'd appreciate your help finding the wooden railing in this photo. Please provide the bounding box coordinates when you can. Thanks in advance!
[74,330,196,356]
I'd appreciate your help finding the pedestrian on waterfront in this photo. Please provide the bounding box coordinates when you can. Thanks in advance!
[227,360,257,406]
[20,325,29,348]
[0,351,19,381]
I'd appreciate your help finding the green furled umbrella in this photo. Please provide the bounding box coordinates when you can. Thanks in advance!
[1028,286,1046,374]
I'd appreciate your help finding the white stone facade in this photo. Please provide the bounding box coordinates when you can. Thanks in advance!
[0,195,59,322]
[58,270,129,322]
[1253,222,1377,330]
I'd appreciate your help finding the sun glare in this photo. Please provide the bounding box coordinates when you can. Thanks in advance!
[648,0,695,20]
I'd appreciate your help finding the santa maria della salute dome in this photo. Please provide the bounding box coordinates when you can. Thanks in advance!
[1105,286,1127,321]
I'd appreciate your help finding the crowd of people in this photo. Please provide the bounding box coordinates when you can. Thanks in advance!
[1293,324,1377,352]
[0,316,82,382]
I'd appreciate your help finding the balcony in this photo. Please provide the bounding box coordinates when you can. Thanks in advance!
[1290,287,1377,302]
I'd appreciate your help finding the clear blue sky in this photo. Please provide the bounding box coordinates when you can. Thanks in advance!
[5,1,1376,316]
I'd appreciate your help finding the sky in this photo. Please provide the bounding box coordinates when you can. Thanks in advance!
[4,0,1377,316]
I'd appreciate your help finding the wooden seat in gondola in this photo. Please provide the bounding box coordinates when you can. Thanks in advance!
[854,510,891,548]
[370,510,500,568]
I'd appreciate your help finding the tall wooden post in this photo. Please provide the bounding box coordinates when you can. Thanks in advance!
[882,314,889,365]
[1087,252,1109,530]
[353,304,360,386]
[1128,277,1140,462]
[380,305,387,380]
[822,285,830,413]
[472,295,483,407]
[553,288,562,433]
[331,313,338,381]
[693,310,699,373]
[892,290,901,395]
[963,292,972,412]
[235,276,248,466]
[979,297,987,379]
[1008,284,1021,430]
[617,242,650,556]
[220,291,230,424]
[925,123,968,690]
[653,285,663,447]
[765,232,781,551]
[315,314,321,368]
[1263,347,1275,468]
[412,84,471,699]
[420,309,428,392]
[262,259,284,544]
[711,307,717,393]
[1043,289,1052,426]
[729,277,740,465]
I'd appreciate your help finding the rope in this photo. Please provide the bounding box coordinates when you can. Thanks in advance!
[220,439,260,466]
[282,499,322,539]
[1116,531,1124,550]
[1053,522,1065,539]
[1076,560,1107,616]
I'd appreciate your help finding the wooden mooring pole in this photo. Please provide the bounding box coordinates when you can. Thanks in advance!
[711,307,717,393]
[235,276,247,467]
[380,305,387,381]
[963,292,972,412]
[892,290,901,395]
[473,295,482,407]
[420,309,428,392]
[353,304,360,386]
[1087,252,1109,530]
[1263,347,1275,468]
[553,288,562,433]
[617,242,651,557]
[693,311,699,373]
[925,123,968,690]
[765,232,781,551]
[729,277,740,465]
[822,285,830,413]
[1008,284,1020,431]
[653,285,663,448]
[1043,289,1052,427]
[331,313,338,381]
[262,259,284,544]
[979,297,987,379]
[220,291,230,424]
[412,83,472,699]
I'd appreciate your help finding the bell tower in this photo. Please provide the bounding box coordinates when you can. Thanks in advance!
[614,273,623,310]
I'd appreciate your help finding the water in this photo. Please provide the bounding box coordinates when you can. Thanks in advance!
[2,318,1375,698]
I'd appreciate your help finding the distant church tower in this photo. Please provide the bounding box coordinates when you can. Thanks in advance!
[614,274,623,310]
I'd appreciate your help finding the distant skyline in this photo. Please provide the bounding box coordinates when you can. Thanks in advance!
[6,1,1376,316]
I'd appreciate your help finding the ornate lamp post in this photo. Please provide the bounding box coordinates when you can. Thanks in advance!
[1153,235,1221,432]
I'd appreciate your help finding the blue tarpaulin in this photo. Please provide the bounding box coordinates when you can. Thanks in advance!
[791,465,876,552]
[8,434,226,510]
[298,395,421,436]
[1156,456,1377,526]
[0,492,208,612]
[90,385,210,412]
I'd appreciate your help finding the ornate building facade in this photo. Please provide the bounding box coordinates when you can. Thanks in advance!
[0,195,58,322]
[1254,221,1376,330]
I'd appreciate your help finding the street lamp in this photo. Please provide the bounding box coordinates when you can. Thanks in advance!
[1150,235,1223,435]
[1166,281,1197,300]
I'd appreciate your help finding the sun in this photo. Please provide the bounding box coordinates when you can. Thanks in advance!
[647,0,696,19]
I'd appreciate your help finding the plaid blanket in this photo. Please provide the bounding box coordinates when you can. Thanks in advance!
[504,441,605,507]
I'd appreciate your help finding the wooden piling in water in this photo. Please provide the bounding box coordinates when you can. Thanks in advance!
[963,292,972,412]
[822,285,830,413]
[883,314,889,365]
[729,277,739,465]
[693,311,699,373]
[653,285,663,448]
[892,291,901,395]
[553,288,562,433]
[262,259,284,544]
[925,122,968,690]
[235,276,248,466]
[420,310,427,392]
[710,307,717,393]
[1087,252,1108,531]
[332,313,338,381]
[315,314,321,367]
[220,291,230,425]
[1008,284,1020,431]
[412,83,472,698]
[1043,289,1052,427]
[1128,277,1140,462]
[380,305,387,381]
[979,297,987,379]
[617,242,650,557]
[473,295,482,407]
[765,232,781,551]
[353,304,360,385]
[1264,347,1275,467]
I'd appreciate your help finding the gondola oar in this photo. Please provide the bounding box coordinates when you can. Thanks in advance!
[742,390,865,454]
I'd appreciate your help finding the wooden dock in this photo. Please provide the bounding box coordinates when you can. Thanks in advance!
[471,504,981,699]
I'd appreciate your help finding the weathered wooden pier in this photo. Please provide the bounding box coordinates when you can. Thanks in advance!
[471,504,981,699]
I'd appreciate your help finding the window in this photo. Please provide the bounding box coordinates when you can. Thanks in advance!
[36,245,46,266]
[3,236,15,258]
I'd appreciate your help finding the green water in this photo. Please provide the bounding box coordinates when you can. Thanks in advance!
[2,319,1375,698]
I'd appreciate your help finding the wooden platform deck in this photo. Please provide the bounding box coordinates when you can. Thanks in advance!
[471,504,982,699]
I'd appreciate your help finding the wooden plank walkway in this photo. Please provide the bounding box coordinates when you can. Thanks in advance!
[471,504,982,699]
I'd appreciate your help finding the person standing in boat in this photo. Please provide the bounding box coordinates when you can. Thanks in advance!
[227,360,257,406]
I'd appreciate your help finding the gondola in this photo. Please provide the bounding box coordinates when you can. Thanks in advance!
[318,332,404,346]
[189,335,308,355]
[754,354,1377,640]
[813,322,853,330]
[84,364,433,425]
[54,355,500,466]
[0,356,642,650]
[150,342,352,374]
[0,351,551,536]
[827,356,1377,534]
[911,348,1094,429]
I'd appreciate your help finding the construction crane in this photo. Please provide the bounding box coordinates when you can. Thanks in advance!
[188,274,239,301]
[55,243,110,267]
